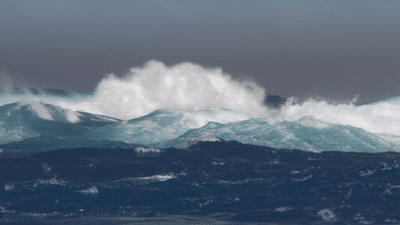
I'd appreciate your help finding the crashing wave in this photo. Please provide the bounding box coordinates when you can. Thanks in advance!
[1,61,400,153]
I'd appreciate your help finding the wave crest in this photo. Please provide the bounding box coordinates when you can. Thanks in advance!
[79,60,268,119]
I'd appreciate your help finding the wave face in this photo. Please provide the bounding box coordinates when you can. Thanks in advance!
[1,60,400,152]
[158,117,396,153]
[0,103,397,153]
[83,108,249,145]
[0,102,119,145]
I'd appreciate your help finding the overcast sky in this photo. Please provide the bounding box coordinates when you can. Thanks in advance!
[0,0,399,103]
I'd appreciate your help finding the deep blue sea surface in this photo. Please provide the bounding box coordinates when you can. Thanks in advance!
[1,141,399,224]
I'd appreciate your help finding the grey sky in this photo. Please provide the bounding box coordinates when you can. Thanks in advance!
[0,0,399,103]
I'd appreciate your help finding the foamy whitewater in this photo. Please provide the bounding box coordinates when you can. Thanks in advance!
[58,60,269,119]
[1,60,400,147]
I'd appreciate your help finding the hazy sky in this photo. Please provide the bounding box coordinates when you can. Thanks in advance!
[0,0,399,103]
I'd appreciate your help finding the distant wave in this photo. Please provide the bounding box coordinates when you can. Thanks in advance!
[1,60,400,138]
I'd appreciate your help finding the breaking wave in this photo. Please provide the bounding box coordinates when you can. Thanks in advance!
[1,60,400,137]
[270,97,400,136]
[66,60,268,119]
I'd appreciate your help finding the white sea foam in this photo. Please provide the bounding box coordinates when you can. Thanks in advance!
[274,206,293,212]
[268,97,400,137]
[4,184,15,191]
[135,147,162,153]
[139,174,177,182]
[56,60,268,120]
[33,178,68,187]
[318,209,336,222]
[79,185,99,195]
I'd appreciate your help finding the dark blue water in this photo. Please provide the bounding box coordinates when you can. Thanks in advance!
[1,141,399,224]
